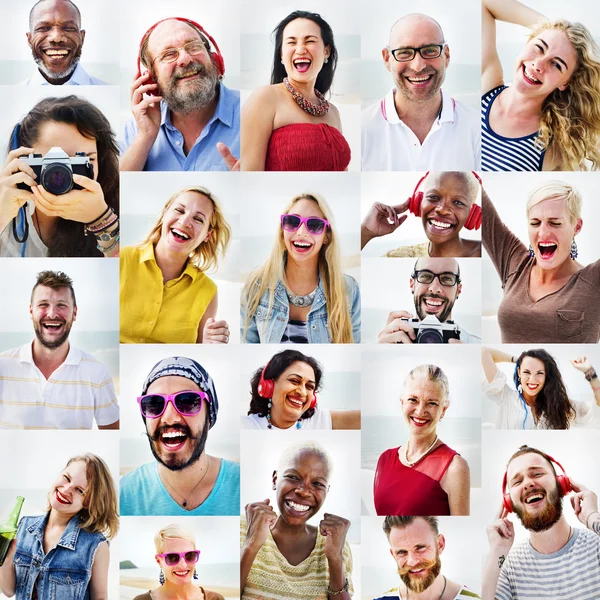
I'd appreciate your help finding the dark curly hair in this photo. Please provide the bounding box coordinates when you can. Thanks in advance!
[514,350,576,430]
[270,10,338,95]
[249,350,323,420]
[8,95,119,257]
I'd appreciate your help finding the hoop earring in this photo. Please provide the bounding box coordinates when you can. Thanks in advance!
[570,239,578,260]
[159,569,165,585]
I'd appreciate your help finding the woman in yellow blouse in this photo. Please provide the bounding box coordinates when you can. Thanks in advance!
[120,186,231,344]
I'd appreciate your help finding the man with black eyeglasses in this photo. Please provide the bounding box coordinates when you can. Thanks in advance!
[362,13,480,171]
[377,257,481,343]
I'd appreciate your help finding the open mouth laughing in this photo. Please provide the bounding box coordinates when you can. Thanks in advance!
[284,498,312,516]
[421,295,446,314]
[427,217,455,235]
[172,569,191,578]
[170,228,191,243]
[55,489,71,505]
[41,320,65,333]
[291,240,313,254]
[405,72,434,87]
[410,416,431,427]
[522,64,542,85]
[159,428,189,451]
[537,241,557,260]
[523,489,546,506]
[286,395,306,410]
[293,58,311,73]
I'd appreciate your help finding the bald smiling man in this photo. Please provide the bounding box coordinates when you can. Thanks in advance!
[362,13,480,171]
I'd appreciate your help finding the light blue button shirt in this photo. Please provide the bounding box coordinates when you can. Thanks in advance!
[23,62,108,85]
[120,83,240,171]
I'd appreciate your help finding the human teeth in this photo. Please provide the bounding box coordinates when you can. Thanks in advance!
[525,494,544,504]
[174,571,188,575]
[294,59,310,64]
[287,500,310,512]
[288,397,303,407]
[430,219,451,229]
[293,241,311,247]
[412,417,428,424]
[407,75,431,82]
[45,49,69,55]
[523,66,540,83]
[172,228,190,239]
[539,242,556,247]
[424,299,442,306]
[57,490,70,503]
[163,431,186,439]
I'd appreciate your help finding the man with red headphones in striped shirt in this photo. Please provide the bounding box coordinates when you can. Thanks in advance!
[120,17,240,172]
[482,445,600,600]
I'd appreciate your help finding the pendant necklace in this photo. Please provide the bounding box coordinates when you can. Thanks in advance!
[161,455,210,509]
[283,77,330,116]
[286,287,317,307]
[403,435,439,467]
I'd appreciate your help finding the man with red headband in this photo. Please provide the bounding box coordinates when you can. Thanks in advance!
[483,446,600,599]
[120,18,240,171]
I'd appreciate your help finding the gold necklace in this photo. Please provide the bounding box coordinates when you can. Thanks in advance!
[161,455,210,509]
[403,436,439,467]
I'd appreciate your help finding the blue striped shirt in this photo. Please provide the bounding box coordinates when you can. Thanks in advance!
[496,528,600,599]
[481,86,545,172]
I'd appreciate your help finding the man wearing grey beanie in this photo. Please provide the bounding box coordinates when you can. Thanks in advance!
[120,356,239,515]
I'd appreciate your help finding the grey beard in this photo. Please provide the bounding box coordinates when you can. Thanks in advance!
[162,64,220,115]
[33,51,81,82]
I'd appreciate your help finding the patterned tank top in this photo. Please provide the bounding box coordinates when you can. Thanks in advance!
[481,85,546,171]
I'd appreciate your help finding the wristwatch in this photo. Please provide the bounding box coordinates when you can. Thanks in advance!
[96,229,119,242]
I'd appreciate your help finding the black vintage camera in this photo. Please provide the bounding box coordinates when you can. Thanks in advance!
[17,147,94,195]
[401,315,461,344]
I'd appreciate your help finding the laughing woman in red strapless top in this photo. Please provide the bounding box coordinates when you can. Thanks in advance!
[373,364,471,516]
[241,10,351,172]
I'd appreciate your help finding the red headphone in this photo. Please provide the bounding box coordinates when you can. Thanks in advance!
[136,17,226,80]
[257,364,317,410]
[408,171,482,231]
[502,452,572,513]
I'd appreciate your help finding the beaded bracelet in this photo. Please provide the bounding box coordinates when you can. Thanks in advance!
[327,578,349,596]
[86,212,118,235]
[98,234,120,254]
[84,205,111,226]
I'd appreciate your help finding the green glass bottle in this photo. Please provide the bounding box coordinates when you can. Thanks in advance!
[0,496,24,567]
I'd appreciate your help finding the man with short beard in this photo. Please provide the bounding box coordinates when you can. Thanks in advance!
[120,357,240,516]
[376,258,481,344]
[0,270,119,429]
[24,0,107,85]
[361,13,479,171]
[483,446,600,600]
[375,516,480,599]
[120,18,240,171]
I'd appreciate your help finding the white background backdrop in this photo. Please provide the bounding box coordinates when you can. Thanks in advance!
[120,172,241,339]
[361,257,482,342]
[481,172,600,343]
[359,0,481,110]
[119,345,240,475]
[0,431,119,599]
[0,0,120,84]
[361,172,482,257]
[482,343,600,429]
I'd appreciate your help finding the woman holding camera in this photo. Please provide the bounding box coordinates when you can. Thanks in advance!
[241,193,360,344]
[0,453,118,600]
[483,181,600,343]
[240,10,350,171]
[0,96,119,257]
[481,347,599,429]
[374,364,470,516]
[120,186,231,344]
[243,349,360,430]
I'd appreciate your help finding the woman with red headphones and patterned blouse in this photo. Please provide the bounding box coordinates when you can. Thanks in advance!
[242,350,360,430]
[361,171,482,258]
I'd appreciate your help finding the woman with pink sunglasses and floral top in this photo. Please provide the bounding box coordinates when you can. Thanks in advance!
[133,524,223,600]
[241,193,360,343]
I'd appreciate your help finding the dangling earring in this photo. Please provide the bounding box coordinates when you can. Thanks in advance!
[193,569,199,580]
[517,382,523,394]
[324,57,329,64]
[528,245,535,258]
[159,569,165,585]
[570,239,578,259]
[267,399,273,429]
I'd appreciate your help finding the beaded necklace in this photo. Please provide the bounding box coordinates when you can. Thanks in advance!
[283,77,330,116]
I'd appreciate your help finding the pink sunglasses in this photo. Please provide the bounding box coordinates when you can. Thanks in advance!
[281,214,329,235]
[156,550,201,565]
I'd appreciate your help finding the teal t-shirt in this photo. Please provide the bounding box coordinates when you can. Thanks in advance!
[120,459,240,516]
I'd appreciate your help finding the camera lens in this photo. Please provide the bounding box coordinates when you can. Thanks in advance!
[41,163,73,195]
[416,328,444,344]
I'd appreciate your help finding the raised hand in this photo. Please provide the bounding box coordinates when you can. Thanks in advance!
[217,142,240,171]
[377,310,417,344]
[361,198,410,249]
[486,503,515,556]
[130,71,163,143]
[244,499,277,550]
[202,318,230,344]
[319,512,350,563]
[0,147,37,232]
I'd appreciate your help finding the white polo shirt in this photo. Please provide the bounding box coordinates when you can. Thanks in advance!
[0,342,119,429]
[361,88,481,171]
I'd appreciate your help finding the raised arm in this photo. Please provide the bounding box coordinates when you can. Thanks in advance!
[241,501,277,593]
[482,0,548,93]
[571,357,600,407]
[240,87,277,171]
[482,347,515,383]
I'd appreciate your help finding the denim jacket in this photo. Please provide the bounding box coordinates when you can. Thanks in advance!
[241,274,361,343]
[14,513,106,600]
